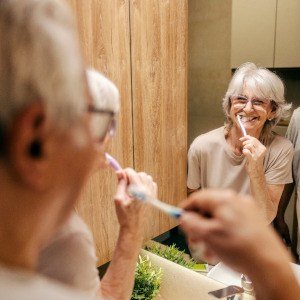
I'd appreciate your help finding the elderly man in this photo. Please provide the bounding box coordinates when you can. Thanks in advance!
[0,1,155,299]
[37,69,157,300]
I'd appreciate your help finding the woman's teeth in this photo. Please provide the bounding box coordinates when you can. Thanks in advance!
[238,116,257,122]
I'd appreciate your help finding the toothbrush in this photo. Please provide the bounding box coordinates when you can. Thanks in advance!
[105,153,122,171]
[128,185,183,219]
[106,156,183,219]
[237,115,247,137]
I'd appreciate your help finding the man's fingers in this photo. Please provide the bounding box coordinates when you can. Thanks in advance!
[180,210,217,240]
[180,189,237,215]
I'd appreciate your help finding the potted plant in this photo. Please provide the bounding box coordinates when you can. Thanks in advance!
[139,248,243,300]
[145,243,197,270]
[131,254,163,300]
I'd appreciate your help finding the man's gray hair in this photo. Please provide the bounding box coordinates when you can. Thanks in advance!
[0,0,86,131]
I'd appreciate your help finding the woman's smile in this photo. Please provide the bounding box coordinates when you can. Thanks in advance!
[238,114,259,125]
[238,115,258,122]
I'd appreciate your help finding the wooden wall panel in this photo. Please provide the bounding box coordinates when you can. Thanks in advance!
[66,0,133,265]
[130,0,188,238]
[65,0,188,265]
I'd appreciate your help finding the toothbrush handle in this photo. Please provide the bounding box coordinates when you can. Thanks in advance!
[237,116,247,137]
[105,153,122,171]
[127,185,183,219]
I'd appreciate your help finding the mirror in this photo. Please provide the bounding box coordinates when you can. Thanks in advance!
[188,0,300,145]
[188,0,300,254]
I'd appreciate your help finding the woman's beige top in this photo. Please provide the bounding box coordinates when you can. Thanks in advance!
[38,212,100,298]
[187,127,293,195]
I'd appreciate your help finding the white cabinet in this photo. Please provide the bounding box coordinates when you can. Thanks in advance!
[231,0,276,68]
[231,0,300,68]
[275,0,300,67]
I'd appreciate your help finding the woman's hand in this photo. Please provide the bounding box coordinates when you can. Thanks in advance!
[113,168,157,235]
[240,135,266,177]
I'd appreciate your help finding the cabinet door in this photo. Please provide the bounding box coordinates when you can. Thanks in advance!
[275,0,300,67]
[130,0,188,240]
[66,0,187,265]
[231,0,277,68]
[66,0,133,265]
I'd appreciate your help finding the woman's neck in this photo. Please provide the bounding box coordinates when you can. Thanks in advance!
[225,127,244,156]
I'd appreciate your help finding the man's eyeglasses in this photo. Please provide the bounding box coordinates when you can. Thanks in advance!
[87,104,116,142]
[230,95,271,110]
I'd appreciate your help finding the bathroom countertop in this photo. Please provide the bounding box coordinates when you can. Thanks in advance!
[140,250,255,300]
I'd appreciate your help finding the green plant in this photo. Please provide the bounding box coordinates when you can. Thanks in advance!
[131,255,163,300]
[145,243,197,269]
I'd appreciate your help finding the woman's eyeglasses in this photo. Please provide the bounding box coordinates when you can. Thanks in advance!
[87,104,116,142]
[230,95,271,110]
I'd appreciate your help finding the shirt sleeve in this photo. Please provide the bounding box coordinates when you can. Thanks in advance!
[264,138,294,185]
[286,108,300,185]
[286,110,299,146]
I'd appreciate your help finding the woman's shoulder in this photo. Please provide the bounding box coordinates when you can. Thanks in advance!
[189,127,226,157]
[270,133,293,151]
[52,212,93,243]
[191,127,224,147]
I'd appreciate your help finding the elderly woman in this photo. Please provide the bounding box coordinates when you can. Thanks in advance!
[187,62,293,224]
[38,69,157,299]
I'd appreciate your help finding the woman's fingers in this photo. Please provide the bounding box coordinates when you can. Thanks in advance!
[121,168,158,200]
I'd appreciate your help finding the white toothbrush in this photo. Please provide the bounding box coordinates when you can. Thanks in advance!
[237,115,247,137]
[128,185,183,219]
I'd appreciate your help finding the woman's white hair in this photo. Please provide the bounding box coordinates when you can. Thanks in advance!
[222,62,291,145]
[0,0,86,131]
[87,69,120,113]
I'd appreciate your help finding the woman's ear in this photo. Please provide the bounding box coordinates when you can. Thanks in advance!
[267,101,278,119]
[7,103,49,189]
[268,109,277,121]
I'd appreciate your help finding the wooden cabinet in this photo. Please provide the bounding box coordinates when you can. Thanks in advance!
[231,0,300,68]
[66,0,188,265]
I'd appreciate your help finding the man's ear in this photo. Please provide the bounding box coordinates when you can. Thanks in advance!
[7,103,49,190]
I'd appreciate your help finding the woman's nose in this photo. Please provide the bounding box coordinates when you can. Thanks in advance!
[243,100,253,112]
